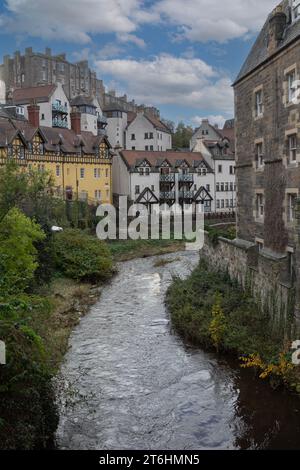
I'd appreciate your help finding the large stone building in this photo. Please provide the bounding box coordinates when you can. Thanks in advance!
[0,48,161,118]
[232,0,300,318]
[0,48,105,104]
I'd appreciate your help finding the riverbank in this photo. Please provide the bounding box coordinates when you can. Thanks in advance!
[108,238,185,261]
[166,259,300,393]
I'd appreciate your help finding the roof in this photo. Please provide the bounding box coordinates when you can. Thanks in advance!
[0,115,111,156]
[203,140,235,160]
[12,85,57,105]
[234,1,300,85]
[119,150,213,172]
[127,112,172,134]
[70,95,97,107]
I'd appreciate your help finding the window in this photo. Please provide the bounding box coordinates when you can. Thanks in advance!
[150,145,154,151]
[132,146,136,150]
[287,193,297,222]
[145,167,150,175]
[221,200,225,209]
[256,194,264,219]
[131,134,135,140]
[151,185,155,191]
[41,113,45,121]
[229,165,235,175]
[218,164,222,173]
[94,168,101,179]
[150,132,154,139]
[206,184,210,192]
[145,145,149,151]
[292,0,300,21]
[216,183,220,192]
[135,185,140,195]
[95,190,101,201]
[288,134,297,163]
[255,142,264,168]
[225,183,229,191]
[230,182,234,191]
[56,165,60,177]
[217,200,220,209]
[80,168,85,179]
[287,70,296,103]
[256,240,264,252]
[255,89,263,117]
[221,183,224,192]
[226,199,229,208]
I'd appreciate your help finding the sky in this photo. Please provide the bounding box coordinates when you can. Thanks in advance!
[0,0,279,127]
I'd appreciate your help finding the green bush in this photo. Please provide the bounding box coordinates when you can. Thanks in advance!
[53,229,113,282]
[0,208,45,295]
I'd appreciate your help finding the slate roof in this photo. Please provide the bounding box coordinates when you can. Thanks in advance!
[119,150,213,172]
[12,85,57,105]
[126,112,172,134]
[0,116,111,156]
[70,95,97,107]
[234,1,300,85]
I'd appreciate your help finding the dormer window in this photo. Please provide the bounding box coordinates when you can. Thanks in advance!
[291,1,300,21]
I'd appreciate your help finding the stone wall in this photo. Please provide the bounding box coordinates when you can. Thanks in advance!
[202,234,295,326]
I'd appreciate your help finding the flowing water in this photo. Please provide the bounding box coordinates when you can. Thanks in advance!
[57,251,300,450]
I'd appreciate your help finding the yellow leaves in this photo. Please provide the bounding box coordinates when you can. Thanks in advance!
[240,353,294,382]
[209,295,226,351]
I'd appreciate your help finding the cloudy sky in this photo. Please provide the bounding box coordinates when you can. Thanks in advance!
[0,0,279,127]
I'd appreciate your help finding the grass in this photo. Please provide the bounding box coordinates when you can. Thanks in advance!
[166,259,300,392]
[107,238,185,262]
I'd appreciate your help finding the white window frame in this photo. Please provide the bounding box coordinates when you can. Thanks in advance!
[287,193,297,222]
[255,142,264,169]
[256,193,264,219]
[255,89,263,117]
[289,134,297,163]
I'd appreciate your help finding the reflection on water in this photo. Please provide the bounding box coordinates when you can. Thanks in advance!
[57,252,300,450]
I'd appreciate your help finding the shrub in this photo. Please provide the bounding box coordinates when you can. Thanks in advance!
[53,229,113,282]
[0,208,45,295]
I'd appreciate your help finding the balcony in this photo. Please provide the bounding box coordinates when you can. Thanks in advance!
[160,191,175,200]
[52,118,68,128]
[179,190,194,200]
[160,174,175,183]
[178,174,194,183]
[52,102,68,114]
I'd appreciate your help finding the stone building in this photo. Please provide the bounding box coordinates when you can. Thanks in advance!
[228,0,300,319]
[0,48,105,104]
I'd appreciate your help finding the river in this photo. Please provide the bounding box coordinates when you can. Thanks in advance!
[57,251,300,450]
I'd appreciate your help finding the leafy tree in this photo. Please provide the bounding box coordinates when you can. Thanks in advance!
[172,121,194,149]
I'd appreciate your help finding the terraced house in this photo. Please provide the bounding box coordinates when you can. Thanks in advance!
[0,105,113,204]
[233,0,300,318]
[113,150,214,212]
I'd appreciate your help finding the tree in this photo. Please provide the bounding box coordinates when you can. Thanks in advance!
[172,122,194,149]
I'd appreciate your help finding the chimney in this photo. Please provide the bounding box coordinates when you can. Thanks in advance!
[268,6,287,55]
[70,111,81,135]
[27,104,40,127]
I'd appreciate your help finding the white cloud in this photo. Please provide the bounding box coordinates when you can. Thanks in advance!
[0,0,149,44]
[95,54,234,113]
[155,0,279,43]
[191,115,227,129]
[0,0,280,44]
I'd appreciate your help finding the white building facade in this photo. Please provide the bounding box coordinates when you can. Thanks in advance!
[113,150,215,212]
[12,83,71,129]
[125,112,172,151]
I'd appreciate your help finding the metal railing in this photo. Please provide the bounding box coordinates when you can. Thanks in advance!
[178,174,193,183]
[160,174,175,183]
[159,191,176,200]
[179,190,194,199]
[52,118,68,128]
[52,103,68,113]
